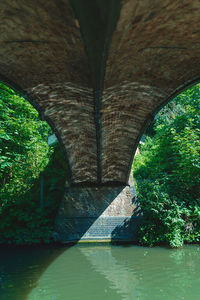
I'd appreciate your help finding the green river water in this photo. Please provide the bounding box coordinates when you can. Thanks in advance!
[0,244,199,300]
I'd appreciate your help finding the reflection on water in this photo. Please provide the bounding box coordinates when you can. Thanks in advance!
[0,245,67,300]
[0,244,200,300]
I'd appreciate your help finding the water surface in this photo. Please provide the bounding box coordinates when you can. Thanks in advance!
[0,244,199,300]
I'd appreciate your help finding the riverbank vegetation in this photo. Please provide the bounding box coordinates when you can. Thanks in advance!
[133,84,200,248]
[0,83,66,244]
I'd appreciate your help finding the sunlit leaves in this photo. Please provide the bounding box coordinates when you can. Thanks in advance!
[133,83,200,247]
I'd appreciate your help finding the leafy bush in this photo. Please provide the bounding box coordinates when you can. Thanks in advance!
[133,84,200,247]
[0,83,66,244]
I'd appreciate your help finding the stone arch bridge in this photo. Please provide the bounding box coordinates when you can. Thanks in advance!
[1,0,200,242]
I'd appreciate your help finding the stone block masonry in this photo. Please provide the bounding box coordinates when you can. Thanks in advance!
[55,175,142,243]
[56,216,142,242]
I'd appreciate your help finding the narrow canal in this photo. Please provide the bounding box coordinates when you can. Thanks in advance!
[0,244,199,300]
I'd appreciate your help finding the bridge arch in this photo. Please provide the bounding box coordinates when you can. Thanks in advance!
[1,0,200,242]
[127,75,200,181]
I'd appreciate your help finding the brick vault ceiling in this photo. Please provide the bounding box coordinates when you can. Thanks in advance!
[0,0,200,184]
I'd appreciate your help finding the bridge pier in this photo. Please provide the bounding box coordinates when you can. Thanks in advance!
[54,175,142,243]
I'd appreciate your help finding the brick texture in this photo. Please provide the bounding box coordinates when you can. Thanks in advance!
[1,0,200,184]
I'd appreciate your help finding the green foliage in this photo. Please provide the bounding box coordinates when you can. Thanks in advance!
[0,83,66,244]
[0,83,50,187]
[133,84,200,248]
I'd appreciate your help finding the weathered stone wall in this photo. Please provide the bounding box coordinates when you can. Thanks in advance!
[55,174,141,242]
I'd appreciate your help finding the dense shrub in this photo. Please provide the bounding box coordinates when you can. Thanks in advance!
[0,83,66,244]
[133,84,200,247]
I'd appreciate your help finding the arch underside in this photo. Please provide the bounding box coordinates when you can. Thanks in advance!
[1,0,200,185]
